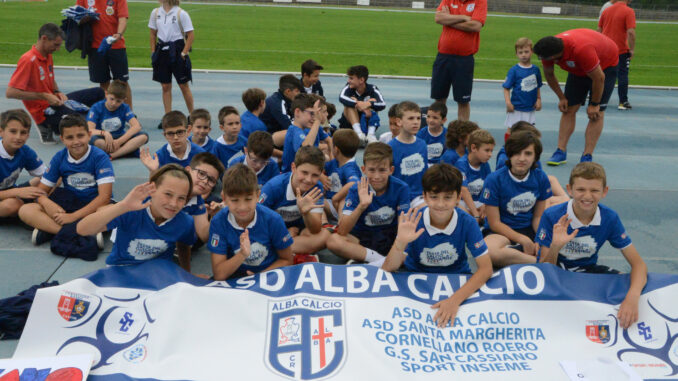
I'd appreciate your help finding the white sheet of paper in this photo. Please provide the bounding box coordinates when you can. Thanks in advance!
[560,358,642,381]
[0,354,93,381]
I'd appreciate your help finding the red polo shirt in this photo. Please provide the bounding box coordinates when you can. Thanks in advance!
[541,29,619,77]
[436,0,487,56]
[8,46,55,124]
[76,0,129,49]
[598,2,636,55]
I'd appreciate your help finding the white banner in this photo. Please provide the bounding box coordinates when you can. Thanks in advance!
[13,262,678,380]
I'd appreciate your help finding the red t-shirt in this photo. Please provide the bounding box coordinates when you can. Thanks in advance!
[8,46,55,124]
[598,2,636,55]
[436,0,487,56]
[76,0,129,49]
[541,29,619,77]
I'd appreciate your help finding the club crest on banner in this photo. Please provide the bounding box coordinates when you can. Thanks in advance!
[57,292,92,322]
[265,296,346,380]
[585,318,616,345]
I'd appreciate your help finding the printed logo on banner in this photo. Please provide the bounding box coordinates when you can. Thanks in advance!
[637,322,653,341]
[123,344,148,364]
[265,296,346,380]
[585,321,611,344]
[57,291,92,322]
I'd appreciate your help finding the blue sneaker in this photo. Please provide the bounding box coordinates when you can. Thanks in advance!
[580,153,593,163]
[547,149,567,166]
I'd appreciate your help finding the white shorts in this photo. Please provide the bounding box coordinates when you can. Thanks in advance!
[505,110,536,128]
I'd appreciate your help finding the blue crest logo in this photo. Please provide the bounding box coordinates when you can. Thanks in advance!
[265,296,346,380]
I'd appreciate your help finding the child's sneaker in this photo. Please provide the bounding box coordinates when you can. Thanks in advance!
[618,102,632,110]
[36,124,57,145]
[293,253,319,264]
[31,228,54,246]
[96,232,105,250]
[580,153,593,163]
[366,134,378,144]
[547,148,567,166]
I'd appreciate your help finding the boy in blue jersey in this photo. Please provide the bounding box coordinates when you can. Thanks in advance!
[323,129,362,222]
[211,106,247,168]
[481,131,552,267]
[240,88,269,140]
[455,129,494,221]
[229,131,279,187]
[184,152,224,244]
[260,74,304,146]
[382,164,492,328]
[502,38,542,135]
[379,103,400,144]
[338,65,386,144]
[188,109,216,153]
[141,111,205,171]
[260,146,330,260]
[87,80,148,160]
[19,114,114,245]
[326,142,410,267]
[417,101,448,165]
[389,101,428,206]
[210,164,294,280]
[0,109,46,218]
[536,162,646,328]
[281,94,333,173]
[301,59,324,96]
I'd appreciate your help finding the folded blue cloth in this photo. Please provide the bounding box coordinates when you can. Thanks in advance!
[97,36,116,56]
[61,5,99,24]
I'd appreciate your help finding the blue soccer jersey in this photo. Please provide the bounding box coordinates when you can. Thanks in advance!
[208,204,293,274]
[440,148,466,167]
[454,155,492,202]
[417,127,447,165]
[229,155,279,186]
[240,111,268,140]
[389,138,428,201]
[260,172,325,229]
[502,64,543,112]
[343,176,410,233]
[0,139,45,190]
[189,135,216,153]
[105,208,196,265]
[403,207,488,274]
[495,146,543,171]
[324,159,362,200]
[156,142,206,168]
[41,145,114,202]
[281,124,329,173]
[183,195,206,216]
[86,100,135,139]
[535,200,632,270]
[480,166,552,230]
[211,135,247,168]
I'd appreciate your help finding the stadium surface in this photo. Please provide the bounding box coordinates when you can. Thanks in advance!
[0,67,677,358]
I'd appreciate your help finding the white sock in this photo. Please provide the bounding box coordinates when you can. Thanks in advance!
[352,123,363,135]
[367,257,385,268]
[364,248,382,263]
[367,126,376,136]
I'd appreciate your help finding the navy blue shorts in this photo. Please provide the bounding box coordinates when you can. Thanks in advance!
[483,226,535,242]
[41,87,105,134]
[353,225,397,256]
[152,42,192,84]
[87,48,129,84]
[564,65,618,112]
[48,188,90,213]
[431,53,474,103]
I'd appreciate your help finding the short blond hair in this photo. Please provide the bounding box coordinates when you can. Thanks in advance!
[515,37,533,52]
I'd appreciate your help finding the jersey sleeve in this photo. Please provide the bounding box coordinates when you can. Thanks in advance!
[207,212,230,254]
[396,183,411,213]
[259,181,276,209]
[436,0,447,12]
[116,0,129,18]
[471,0,488,25]
[271,213,294,250]
[534,211,555,248]
[94,153,115,185]
[341,184,360,215]
[479,173,500,207]
[626,8,636,29]
[179,8,194,32]
[271,99,292,131]
[148,8,157,29]
[537,171,553,201]
[344,165,361,185]
[318,128,329,141]
[86,103,102,125]
[290,128,306,152]
[338,85,357,108]
[22,146,45,176]
[465,215,488,257]
[536,67,543,88]
[607,212,632,249]
[106,210,129,231]
[574,44,601,74]
[540,59,555,69]
[8,57,34,91]
[121,104,135,123]
[40,153,62,188]
[502,66,516,89]
[370,86,386,112]
[177,215,197,246]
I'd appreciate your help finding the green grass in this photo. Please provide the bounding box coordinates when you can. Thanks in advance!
[1,0,676,85]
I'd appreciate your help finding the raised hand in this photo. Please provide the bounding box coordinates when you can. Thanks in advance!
[140,147,159,171]
[296,186,322,215]
[238,229,251,260]
[120,182,156,212]
[552,214,578,249]
[357,177,373,208]
[395,209,424,246]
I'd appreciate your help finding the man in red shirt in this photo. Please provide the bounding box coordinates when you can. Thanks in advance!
[599,0,636,110]
[534,29,619,165]
[431,0,486,121]
[6,23,104,144]
[76,0,132,108]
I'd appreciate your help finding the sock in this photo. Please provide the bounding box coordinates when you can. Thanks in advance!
[364,248,382,263]
[367,126,376,136]
[367,257,385,268]
[352,123,363,135]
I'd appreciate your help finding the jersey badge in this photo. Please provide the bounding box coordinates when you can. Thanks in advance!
[106,5,114,16]
[466,3,475,12]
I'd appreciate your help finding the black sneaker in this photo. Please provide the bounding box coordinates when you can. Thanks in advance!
[618,102,632,110]
[31,228,54,246]
[36,124,57,145]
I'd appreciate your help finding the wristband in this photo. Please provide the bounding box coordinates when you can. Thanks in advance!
[589,101,600,106]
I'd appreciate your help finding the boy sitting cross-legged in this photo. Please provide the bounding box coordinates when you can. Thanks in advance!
[326,142,410,267]
[382,164,492,328]
[260,146,331,262]
[209,164,294,280]
[87,80,148,160]
[19,114,114,245]
[141,110,205,171]
[536,162,647,329]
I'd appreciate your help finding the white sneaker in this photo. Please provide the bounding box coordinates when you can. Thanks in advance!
[96,232,105,250]
[366,134,378,144]
[356,131,367,147]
